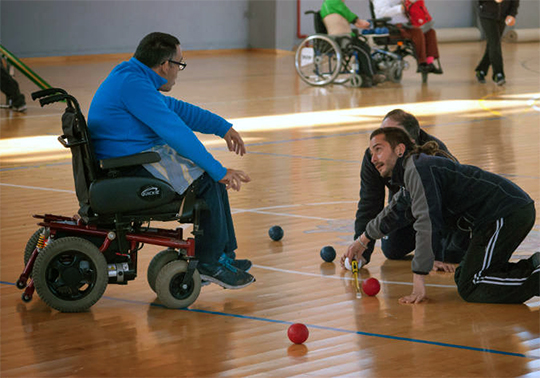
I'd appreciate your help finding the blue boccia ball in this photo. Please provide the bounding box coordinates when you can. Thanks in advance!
[268,225,284,241]
[320,246,336,262]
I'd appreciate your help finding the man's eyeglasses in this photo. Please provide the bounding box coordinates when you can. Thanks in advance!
[168,59,187,71]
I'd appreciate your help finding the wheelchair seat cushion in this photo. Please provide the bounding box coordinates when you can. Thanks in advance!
[89,176,180,215]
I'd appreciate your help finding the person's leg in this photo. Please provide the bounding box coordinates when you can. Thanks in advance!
[216,180,253,271]
[0,66,26,111]
[454,203,538,303]
[192,173,254,288]
[478,17,506,82]
[492,19,507,81]
[475,18,495,75]
[424,28,439,60]
[350,39,380,87]
[381,224,416,260]
[400,27,426,64]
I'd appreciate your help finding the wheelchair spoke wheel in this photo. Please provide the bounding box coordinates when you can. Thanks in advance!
[295,34,342,86]
[33,237,108,312]
[156,260,201,309]
[147,248,179,293]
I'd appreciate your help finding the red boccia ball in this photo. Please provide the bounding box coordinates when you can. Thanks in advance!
[287,323,309,344]
[362,277,381,296]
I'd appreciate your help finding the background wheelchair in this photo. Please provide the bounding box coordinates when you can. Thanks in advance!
[295,10,406,87]
[16,88,206,312]
[367,0,443,84]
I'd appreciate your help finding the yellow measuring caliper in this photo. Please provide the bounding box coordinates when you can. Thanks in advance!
[351,259,361,298]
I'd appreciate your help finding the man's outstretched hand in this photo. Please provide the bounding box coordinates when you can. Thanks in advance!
[219,169,251,191]
[224,127,246,156]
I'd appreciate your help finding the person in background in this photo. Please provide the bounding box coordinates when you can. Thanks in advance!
[321,0,385,87]
[475,0,520,85]
[1,63,26,112]
[372,0,442,74]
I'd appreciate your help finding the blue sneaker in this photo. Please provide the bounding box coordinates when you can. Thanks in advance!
[198,262,255,289]
[220,254,252,272]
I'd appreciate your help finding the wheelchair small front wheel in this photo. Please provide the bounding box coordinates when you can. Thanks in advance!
[155,260,201,309]
[147,248,179,293]
[33,237,108,312]
[350,74,363,88]
[389,61,403,83]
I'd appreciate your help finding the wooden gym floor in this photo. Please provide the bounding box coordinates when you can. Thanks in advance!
[1,42,539,377]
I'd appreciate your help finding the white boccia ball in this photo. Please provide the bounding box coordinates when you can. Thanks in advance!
[344,257,352,271]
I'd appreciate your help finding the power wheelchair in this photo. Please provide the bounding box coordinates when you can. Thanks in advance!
[295,10,406,87]
[367,0,443,84]
[16,88,207,312]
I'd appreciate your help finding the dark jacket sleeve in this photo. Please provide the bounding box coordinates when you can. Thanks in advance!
[354,149,386,262]
[365,187,416,241]
[404,157,445,275]
[507,0,519,17]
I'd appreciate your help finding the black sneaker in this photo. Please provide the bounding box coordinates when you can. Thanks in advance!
[198,262,255,289]
[219,254,252,272]
[417,63,429,73]
[476,70,486,84]
[10,94,26,113]
[494,73,505,86]
[428,63,443,74]
[360,76,373,88]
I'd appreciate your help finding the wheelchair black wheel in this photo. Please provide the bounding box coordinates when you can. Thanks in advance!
[33,237,108,312]
[24,227,45,266]
[389,61,403,83]
[147,248,179,293]
[155,260,201,309]
[295,34,342,86]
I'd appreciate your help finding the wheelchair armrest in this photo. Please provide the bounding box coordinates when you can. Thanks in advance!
[99,152,161,170]
[371,17,392,24]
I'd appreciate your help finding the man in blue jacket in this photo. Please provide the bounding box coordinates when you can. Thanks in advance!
[347,127,538,304]
[88,32,254,290]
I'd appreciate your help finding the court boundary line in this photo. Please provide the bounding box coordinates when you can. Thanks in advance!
[1,280,534,359]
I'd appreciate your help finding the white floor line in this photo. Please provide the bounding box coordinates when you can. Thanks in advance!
[252,264,456,288]
[0,182,75,194]
[232,208,334,221]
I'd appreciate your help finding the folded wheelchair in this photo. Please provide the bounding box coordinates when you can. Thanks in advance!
[16,88,207,312]
[295,10,405,87]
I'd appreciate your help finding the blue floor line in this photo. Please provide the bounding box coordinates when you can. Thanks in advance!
[3,280,534,359]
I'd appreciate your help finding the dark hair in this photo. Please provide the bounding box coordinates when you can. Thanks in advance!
[371,127,415,150]
[370,127,456,161]
[134,32,180,68]
[383,109,420,141]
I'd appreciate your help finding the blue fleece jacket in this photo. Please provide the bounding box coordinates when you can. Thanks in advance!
[87,57,229,181]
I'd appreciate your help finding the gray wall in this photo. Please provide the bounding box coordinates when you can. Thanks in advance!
[1,0,539,58]
[1,0,250,57]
